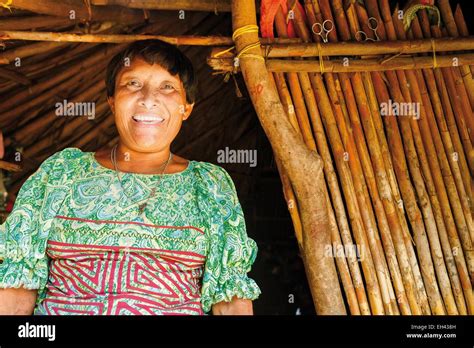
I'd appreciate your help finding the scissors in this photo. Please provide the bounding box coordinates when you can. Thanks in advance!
[311,19,334,43]
[355,17,380,42]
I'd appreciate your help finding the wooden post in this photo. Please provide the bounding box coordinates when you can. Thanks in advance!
[231,0,346,314]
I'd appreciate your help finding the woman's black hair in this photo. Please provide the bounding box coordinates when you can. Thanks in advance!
[105,40,198,104]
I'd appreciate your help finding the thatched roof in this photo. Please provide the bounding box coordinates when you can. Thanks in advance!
[0,4,261,199]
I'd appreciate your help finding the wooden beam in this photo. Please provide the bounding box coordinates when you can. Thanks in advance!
[91,0,231,12]
[257,36,474,57]
[0,31,233,45]
[3,29,474,53]
[11,0,160,24]
[208,53,474,73]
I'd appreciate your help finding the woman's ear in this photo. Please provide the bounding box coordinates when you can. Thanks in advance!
[181,102,194,121]
[107,96,115,114]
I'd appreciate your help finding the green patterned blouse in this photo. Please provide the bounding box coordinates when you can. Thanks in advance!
[0,147,261,315]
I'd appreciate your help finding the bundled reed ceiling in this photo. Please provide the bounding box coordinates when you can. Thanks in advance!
[0,0,473,315]
[0,2,248,201]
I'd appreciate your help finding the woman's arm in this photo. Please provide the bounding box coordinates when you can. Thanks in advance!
[212,296,254,315]
[0,288,37,315]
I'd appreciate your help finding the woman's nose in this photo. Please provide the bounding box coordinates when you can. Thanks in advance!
[138,88,160,109]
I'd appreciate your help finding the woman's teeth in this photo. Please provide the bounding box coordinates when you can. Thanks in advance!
[132,115,164,124]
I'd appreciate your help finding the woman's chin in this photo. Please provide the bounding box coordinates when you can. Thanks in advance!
[129,139,168,152]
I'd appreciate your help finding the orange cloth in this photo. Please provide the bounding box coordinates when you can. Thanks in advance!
[260,0,307,38]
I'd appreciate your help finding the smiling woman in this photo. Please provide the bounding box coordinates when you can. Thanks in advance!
[0,40,261,316]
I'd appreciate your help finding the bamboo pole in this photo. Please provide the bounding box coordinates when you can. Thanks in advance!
[208,53,474,73]
[428,25,474,230]
[0,30,234,46]
[304,1,370,315]
[325,0,429,315]
[367,0,452,314]
[385,5,461,315]
[416,11,472,189]
[453,11,474,172]
[270,70,361,315]
[231,0,345,314]
[360,69,426,311]
[377,0,453,315]
[392,11,474,313]
[285,5,364,314]
[437,0,474,108]
[314,0,396,315]
[296,1,394,315]
[312,0,404,315]
[0,20,118,68]
[274,154,304,247]
[351,2,432,315]
[5,28,474,53]
[413,17,474,304]
[454,4,474,81]
[272,72,301,136]
[358,0,431,315]
[300,1,390,315]
[372,71,448,315]
[406,17,474,285]
[269,72,303,246]
[249,36,474,57]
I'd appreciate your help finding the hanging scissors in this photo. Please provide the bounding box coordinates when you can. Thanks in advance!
[355,17,380,42]
[311,19,334,43]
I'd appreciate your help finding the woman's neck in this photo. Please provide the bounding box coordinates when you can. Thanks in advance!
[114,143,173,173]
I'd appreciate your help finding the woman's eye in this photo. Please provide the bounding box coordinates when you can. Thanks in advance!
[162,84,175,90]
[127,80,141,87]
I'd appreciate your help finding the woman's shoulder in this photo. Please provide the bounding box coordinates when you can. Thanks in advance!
[191,160,233,181]
[54,147,86,159]
[43,147,86,165]
[39,147,89,181]
[191,161,238,198]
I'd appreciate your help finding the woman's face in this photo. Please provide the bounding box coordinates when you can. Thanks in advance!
[108,56,194,153]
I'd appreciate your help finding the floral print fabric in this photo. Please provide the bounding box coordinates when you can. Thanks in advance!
[0,147,261,314]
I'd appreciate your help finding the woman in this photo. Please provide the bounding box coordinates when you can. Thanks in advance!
[0,40,261,315]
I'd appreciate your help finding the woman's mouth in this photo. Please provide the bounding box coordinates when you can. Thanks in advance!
[132,114,165,125]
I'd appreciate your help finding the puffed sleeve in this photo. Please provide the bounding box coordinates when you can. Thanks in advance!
[0,149,67,294]
[200,165,261,313]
